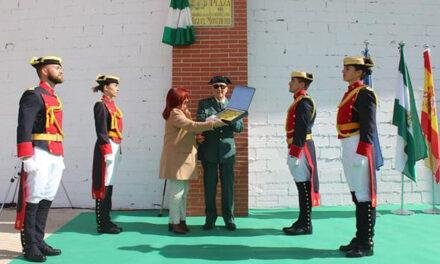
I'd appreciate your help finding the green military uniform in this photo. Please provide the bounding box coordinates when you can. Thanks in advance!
[197,97,243,228]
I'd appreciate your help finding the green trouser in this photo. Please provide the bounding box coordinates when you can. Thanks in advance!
[202,160,235,225]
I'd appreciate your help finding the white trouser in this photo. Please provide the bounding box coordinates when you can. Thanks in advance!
[168,179,189,225]
[341,134,371,202]
[287,151,310,182]
[105,139,121,186]
[25,147,65,204]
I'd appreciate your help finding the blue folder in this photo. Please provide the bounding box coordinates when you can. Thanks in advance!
[216,86,256,123]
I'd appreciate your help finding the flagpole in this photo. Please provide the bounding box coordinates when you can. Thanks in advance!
[420,43,440,215]
[392,173,415,215]
[363,40,382,218]
[364,40,369,55]
[391,42,415,216]
[422,179,440,214]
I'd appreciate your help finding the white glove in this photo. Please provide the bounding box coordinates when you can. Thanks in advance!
[23,158,38,173]
[104,154,113,165]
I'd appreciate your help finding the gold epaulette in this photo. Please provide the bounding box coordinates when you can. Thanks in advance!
[27,86,36,91]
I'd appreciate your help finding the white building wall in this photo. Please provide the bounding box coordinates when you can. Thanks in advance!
[2,0,440,210]
[248,0,440,208]
[0,0,171,209]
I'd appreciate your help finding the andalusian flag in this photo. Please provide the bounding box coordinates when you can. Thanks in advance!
[392,43,427,181]
[421,48,440,183]
[162,0,196,46]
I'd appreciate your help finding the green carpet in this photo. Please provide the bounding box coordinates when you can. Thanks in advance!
[11,205,440,263]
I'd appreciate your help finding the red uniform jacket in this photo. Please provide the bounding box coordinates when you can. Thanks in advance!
[92,95,123,200]
[15,81,64,230]
[336,80,378,207]
[285,89,320,206]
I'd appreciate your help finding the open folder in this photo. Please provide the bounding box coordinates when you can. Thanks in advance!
[215,86,256,123]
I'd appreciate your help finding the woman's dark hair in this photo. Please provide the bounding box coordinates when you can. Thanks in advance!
[92,84,104,93]
[297,78,312,89]
[162,87,189,120]
[353,65,373,79]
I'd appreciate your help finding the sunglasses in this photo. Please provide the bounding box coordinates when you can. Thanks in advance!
[213,84,227,89]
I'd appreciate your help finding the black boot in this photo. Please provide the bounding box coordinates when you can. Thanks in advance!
[95,198,104,232]
[35,200,61,256]
[346,202,375,258]
[22,203,46,262]
[104,186,123,232]
[95,186,121,234]
[339,192,360,252]
[283,181,312,235]
[96,198,120,234]
[282,182,302,233]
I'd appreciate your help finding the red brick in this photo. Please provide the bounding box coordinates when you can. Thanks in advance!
[172,0,248,216]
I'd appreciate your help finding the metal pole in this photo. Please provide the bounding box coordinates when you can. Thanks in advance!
[364,40,369,54]
[392,174,414,215]
[158,179,167,217]
[60,180,74,209]
[0,178,15,218]
[0,160,21,218]
[423,179,440,214]
[401,174,404,211]
[11,177,20,206]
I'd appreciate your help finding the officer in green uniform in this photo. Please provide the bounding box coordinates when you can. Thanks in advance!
[196,76,244,231]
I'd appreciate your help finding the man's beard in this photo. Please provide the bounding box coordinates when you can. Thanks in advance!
[48,74,63,84]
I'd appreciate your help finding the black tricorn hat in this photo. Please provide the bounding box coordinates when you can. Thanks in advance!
[96,74,120,85]
[30,56,62,68]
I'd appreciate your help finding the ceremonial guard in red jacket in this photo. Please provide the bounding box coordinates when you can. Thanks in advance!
[337,56,377,258]
[92,75,123,234]
[16,56,64,262]
[282,71,320,236]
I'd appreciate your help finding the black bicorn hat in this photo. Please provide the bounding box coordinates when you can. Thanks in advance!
[30,56,62,68]
[291,71,314,82]
[95,74,120,85]
[208,76,232,85]
[343,56,374,68]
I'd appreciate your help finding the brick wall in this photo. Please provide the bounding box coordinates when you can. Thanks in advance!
[172,0,248,216]
[247,0,440,208]
[0,0,171,209]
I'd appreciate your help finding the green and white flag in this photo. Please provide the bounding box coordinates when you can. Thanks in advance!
[162,0,196,46]
[392,43,427,181]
